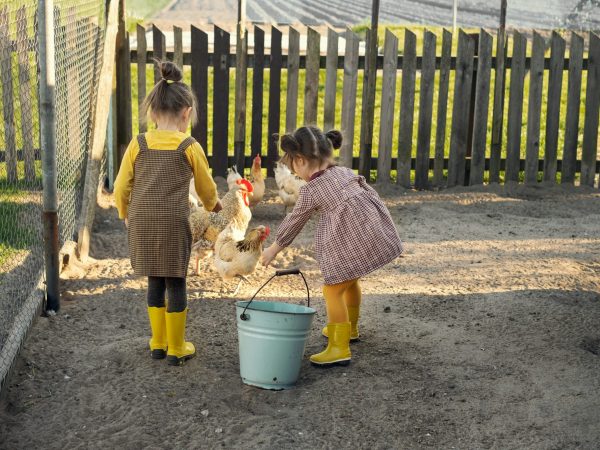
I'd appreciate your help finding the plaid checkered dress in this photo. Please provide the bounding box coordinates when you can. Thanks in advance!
[127,134,195,278]
[275,166,403,285]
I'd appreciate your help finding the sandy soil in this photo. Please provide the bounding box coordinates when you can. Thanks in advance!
[1,179,599,449]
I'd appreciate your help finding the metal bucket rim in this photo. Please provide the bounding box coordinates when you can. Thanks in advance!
[236,300,316,315]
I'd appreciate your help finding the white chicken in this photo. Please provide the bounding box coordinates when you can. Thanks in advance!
[227,165,243,191]
[274,162,306,213]
[213,224,270,294]
[189,178,201,209]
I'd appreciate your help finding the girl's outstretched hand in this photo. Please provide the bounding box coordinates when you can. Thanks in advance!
[124,218,128,228]
[261,243,282,267]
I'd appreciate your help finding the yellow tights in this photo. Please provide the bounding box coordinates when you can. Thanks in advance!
[323,278,361,323]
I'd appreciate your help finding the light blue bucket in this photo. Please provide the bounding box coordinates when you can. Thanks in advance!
[236,269,316,390]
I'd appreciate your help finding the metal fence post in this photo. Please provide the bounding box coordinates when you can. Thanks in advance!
[38,0,60,313]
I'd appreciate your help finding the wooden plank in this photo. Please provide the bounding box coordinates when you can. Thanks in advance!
[190,26,208,150]
[543,31,566,183]
[359,27,378,180]
[433,29,452,186]
[323,28,339,131]
[212,26,230,178]
[561,32,584,184]
[581,32,600,187]
[490,27,508,183]
[0,7,17,183]
[524,32,545,184]
[116,30,132,165]
[397,29,417,187]
[504,31,527,183]
[267,26,282,177]
[304,27,320,125]
[340,29,360,169]
[250,26,265,158]
[447,30,476,187]
[15,6,36,182]
[234,23,248,172]
[469,29,493,186]
[77,0,120,261]
[285,27,300,133]
[136,24,147,133]
[376,29,398,183]
[173,25,183,68]
[152,24,166,84]
[415,30,437,189]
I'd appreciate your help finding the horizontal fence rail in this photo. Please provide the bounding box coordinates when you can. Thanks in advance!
[115,24,600,189]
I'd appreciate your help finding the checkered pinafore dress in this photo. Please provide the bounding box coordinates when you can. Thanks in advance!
[127,134,195,278]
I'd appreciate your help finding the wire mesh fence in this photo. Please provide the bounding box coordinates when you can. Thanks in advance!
[0,0,106,391]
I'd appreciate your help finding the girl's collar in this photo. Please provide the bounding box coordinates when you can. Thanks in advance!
[309,164,335,181]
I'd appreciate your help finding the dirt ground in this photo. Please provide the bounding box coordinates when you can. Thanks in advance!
[1,179,599,449]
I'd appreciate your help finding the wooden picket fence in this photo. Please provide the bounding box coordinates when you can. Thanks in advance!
[114,24,600,189]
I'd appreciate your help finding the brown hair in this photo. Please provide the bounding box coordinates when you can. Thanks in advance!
[141,59,197,126]
[277,126,342,168]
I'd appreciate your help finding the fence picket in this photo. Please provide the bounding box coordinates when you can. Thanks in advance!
[415,30,436,189]
[490,27,507,183]
[212,26,230,177]
[561,33,584,184]
[397,29,416,187]
[267,27,282,177]
[286,27,300,133]
[173,26,183,68]
[469,29,492,186]
[152,24,166,83]
[580,32,600,187]
[377,30,398,183]
[505,31,527,183]
[340,29,359,169]
[524,32,545,184]
[433,29,451,186]
[136,24,147,133]
[15,6,36,182]
[447,30,475,187]
[0,7,17,183]
[304,27,320,125]
[324,28,339,131]
[543,31,566,183]
[251,26,265,158]
[191,26,208,149]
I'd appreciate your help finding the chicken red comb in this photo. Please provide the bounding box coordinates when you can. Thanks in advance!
[254,154,261,162]
[236,178,254,192]
[265,225,270,236]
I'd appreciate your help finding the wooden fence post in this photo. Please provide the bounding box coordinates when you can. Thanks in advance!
[234,16,248,171]
[580,32,600,187]
[433,29,452,187]
[191,25,208,150]
[469,29,492,186]
[304,27,320,125]
[397,29,416,187]
[267,26,282,177]
[524,32,545,185]
[415,30,436,190]
[340,29,360,169]
[504,31,526,184]
[490,26,507,183]
[152,24,166,83]
[447,30,475,187]
[212,26,230,178]
[376,29,398,183]
[250,26,264,158]
[286,27,300,133]
[561,33,584,184]
[173,25,183,68]
[543,31,565,183]
[323,28,339,131]
[136,24,147,133]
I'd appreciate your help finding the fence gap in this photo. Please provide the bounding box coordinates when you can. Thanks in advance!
[267,26,282,177]
[250,26,264,158]
[190,25,208,150]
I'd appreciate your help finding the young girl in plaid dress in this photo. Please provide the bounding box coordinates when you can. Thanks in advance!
[114,61,221,366]
[261,126,403,366]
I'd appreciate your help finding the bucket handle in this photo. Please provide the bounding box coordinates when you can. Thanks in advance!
[239,268,310,321]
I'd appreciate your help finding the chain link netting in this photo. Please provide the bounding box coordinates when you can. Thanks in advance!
[0,0,106,391]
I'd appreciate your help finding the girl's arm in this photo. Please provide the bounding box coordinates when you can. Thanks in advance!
[187,142,219,211]
[113,139,139,220]
[262,187,316,266]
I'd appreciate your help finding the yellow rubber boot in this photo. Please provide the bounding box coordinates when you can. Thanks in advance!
[165,309,196,366]
[322,306,360,341]
[147,306,167,359]
[310,322,351,366]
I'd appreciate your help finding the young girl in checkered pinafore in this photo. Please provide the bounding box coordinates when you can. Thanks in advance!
[261,126,403,366]
[114,61,222,366]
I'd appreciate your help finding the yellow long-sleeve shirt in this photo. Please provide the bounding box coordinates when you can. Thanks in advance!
[113,130,218,219]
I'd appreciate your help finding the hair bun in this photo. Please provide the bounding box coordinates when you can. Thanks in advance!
[158,60,183,82]
[326,130,343,149]
[280,133,301,153]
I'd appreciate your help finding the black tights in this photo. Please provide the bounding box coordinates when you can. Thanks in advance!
[147,277,187,313]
